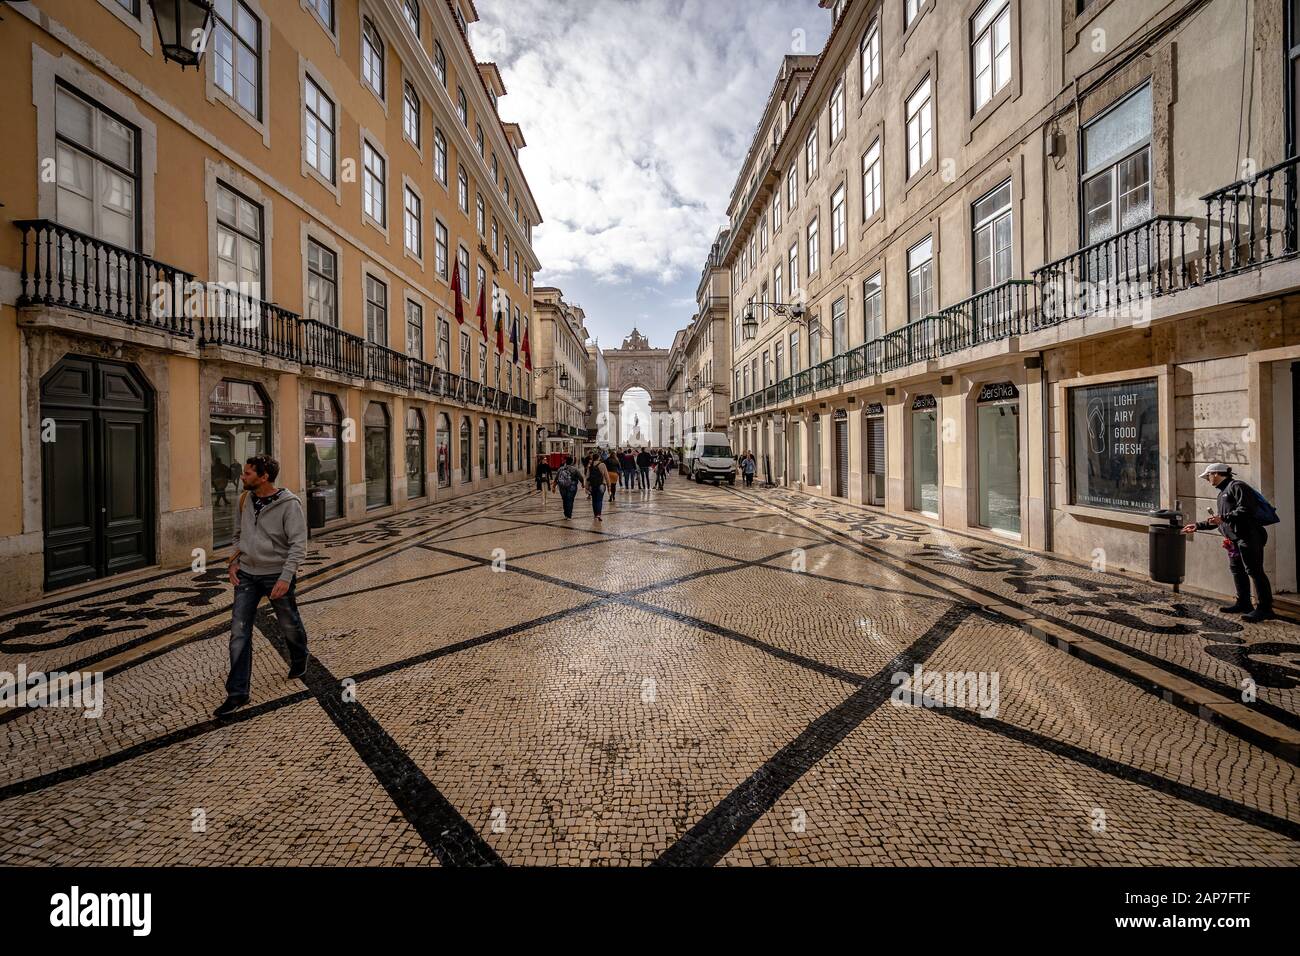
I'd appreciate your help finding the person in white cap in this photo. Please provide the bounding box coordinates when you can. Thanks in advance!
[1181,463,1276,622]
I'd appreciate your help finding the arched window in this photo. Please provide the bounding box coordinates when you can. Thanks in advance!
[506,423,514,472]
[494,420,502,475]
[478,417,488,478]
[405,407,425,499]
[305,391,343,521]
[515,424,523,471]
[459,417,471,483]
[361,18,385,95]
[365,402,391,508]
[436,413,452,488]
[210,380,269,548]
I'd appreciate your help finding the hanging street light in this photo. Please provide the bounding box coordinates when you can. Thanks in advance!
[150,0,215,69]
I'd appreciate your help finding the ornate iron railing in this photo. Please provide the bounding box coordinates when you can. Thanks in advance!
[1031,215,1193,330]
[1201,155,1299,279]
[16,219,195,336]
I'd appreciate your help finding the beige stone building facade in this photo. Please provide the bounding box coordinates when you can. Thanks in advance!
[681,230,733,438]
[0,0,543,608]
[532,286,591,456]
[725,0,1300,601]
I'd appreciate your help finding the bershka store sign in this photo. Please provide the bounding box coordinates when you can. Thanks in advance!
[1069,378,1160,513]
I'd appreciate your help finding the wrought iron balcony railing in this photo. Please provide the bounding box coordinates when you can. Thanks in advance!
[16,219,195,337]
[1201,155,1299,280]
[1031,215,1193,330]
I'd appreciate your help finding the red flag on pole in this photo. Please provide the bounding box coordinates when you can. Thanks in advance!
[476,283,488,339]
[522,324,532,372]
[494,309,505,354]
[452,263,465,325]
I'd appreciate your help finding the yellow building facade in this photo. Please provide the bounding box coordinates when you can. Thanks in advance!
[0,0,543,608]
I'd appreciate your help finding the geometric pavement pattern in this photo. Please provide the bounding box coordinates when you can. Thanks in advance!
[1,477,1298,866]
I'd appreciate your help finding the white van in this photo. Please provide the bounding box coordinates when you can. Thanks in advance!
[683,432,737,485]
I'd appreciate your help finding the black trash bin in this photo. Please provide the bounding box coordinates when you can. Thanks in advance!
[1148,507,1186,591]
[307,489,327,533]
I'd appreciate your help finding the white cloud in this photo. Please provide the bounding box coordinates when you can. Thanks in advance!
[471,0,830,288]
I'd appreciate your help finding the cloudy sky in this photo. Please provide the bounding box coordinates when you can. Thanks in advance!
[470,0,831,350]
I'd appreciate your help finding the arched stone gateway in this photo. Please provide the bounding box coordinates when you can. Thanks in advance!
[602,328,673,446]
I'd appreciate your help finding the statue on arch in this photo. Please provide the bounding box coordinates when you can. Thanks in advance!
[621,328,651,350]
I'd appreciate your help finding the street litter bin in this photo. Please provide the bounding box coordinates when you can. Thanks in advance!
[307,489,327,532]
[1148,507,1186,590]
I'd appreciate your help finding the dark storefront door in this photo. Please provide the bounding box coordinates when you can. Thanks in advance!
[41,356,154,590]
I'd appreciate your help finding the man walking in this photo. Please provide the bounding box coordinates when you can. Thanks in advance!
[554,454,583,519]
[215,454,310,718]
[1182,463,1277,622]
[637,447,652,490]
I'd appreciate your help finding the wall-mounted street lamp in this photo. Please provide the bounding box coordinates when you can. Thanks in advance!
[742,300,816,341]
[150,0,215,69]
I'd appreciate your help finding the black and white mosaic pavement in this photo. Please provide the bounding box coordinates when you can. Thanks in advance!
[1,479,1298,866]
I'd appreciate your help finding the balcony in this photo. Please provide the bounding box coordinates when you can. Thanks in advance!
[14,219,537,421]
[1201,155,1299,280]
[729,205,1248,420]
[17,219,195,339]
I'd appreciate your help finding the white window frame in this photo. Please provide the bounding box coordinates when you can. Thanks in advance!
[862,139,882,221]
[861,18,880,96]
[906,75,933,179]
[972,0,1012,114]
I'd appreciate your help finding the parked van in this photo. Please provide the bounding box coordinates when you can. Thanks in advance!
[683,432,737,485]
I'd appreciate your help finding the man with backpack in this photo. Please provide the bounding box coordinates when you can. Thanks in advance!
[1182,463,1277,622]
[553,455,583,519]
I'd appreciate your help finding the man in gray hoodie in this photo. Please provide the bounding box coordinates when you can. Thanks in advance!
[215,454,310,718]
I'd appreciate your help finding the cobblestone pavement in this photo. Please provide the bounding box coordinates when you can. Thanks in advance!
[1,478,1298,866]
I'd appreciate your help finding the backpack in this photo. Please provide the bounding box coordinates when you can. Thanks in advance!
[1235,480,1280,526]
[556,466,576,491]
[588,462,605,486]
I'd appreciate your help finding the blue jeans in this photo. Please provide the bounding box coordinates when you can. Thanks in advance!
[559,484,577,517]
[621,468,632,489]
[227,570,309,697]
[638,466,650,488]
[591,483,606,517]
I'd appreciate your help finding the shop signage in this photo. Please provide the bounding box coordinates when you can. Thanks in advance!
[911,394,936,411]
[977,382,1019,403]
[1069,378,1160,513]
[864,402,884,416]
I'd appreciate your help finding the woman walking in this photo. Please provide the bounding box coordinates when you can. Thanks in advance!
[605,452,620,504]
[742,452,756,487]
[534,454,553,503]
[587,455,609,521]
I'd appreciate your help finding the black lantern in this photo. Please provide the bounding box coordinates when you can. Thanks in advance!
[559,369,570,389]
[586,402,594,415]
[742,306,758,341]
[150,0,214,69]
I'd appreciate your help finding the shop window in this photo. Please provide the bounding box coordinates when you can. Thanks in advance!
[364,402,391,509]
[406,407,425,499]
[210,380,269,547]
[305,391,343,520]
[1069,378,1160,513]
[911,394,938,515]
